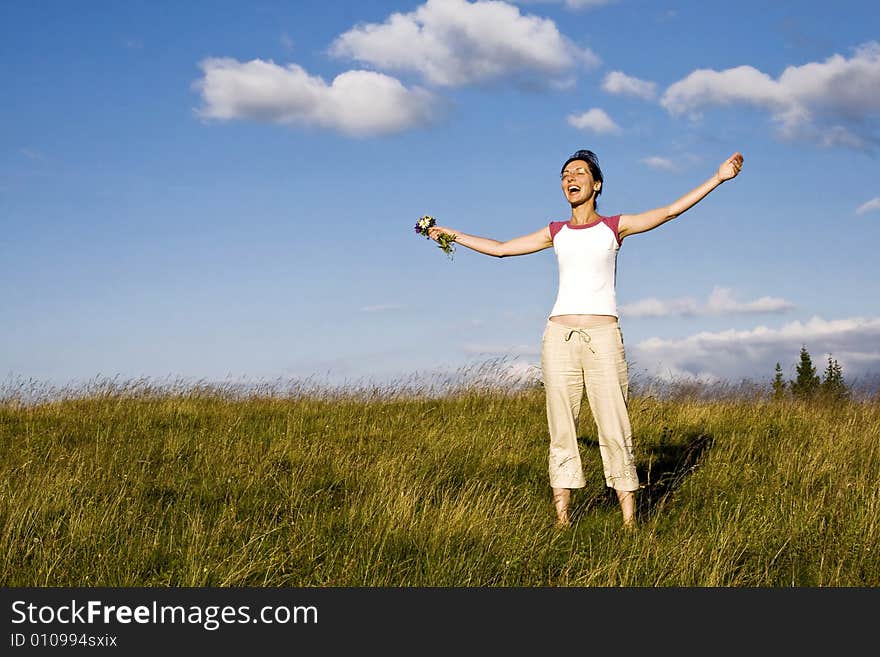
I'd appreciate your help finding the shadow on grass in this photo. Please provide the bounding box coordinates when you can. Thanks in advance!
[634,431,714,518]
[570,431,714,523]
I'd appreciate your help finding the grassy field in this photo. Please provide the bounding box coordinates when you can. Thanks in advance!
[1,367,878,587]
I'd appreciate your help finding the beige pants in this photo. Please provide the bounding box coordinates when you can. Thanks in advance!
[541,318,639,492]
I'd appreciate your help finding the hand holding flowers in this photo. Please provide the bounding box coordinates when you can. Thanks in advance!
[414,215,457,261]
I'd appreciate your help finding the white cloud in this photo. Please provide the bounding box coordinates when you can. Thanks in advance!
[660,41,880,149]
[645,365,723,385]
[619,286,794,318]
[631,315,880,382]
[513,0,615,9]
[705,287,795,314]
[567,107,621,134]
[602,71,657,100]
[563,0,615,8]
[640,156,677,171]
[193,57,437,137]
[361,304,404,313]
[329,0,600,88]
[19,148,44,161]
[620,297,699,318]
[856,197,880,215]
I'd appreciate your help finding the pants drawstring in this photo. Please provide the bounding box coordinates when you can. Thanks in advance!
[563,328,596,354]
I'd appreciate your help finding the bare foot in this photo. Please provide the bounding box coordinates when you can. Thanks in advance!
[616,489,636,530]
[552,487,570,528]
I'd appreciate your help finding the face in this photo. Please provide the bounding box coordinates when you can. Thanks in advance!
[560,160,601,206]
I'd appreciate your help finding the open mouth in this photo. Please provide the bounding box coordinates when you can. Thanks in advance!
[568,185,581,193]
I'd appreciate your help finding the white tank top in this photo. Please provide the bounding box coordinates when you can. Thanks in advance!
[548,215,622,318]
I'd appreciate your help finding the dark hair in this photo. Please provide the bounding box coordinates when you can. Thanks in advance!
[561,149,603,210]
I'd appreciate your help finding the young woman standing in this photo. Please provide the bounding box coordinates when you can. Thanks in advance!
[428,149,744,528]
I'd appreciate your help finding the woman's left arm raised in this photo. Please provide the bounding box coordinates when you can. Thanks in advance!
[618,152,744,241]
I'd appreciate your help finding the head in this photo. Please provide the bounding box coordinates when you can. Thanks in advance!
[560,149,603,210]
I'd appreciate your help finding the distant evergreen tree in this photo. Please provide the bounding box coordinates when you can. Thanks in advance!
[790,345,820,400]
[820,354,849,403]
[772,362,787,400]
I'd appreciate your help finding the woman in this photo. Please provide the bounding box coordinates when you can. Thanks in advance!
[428,149,744,528]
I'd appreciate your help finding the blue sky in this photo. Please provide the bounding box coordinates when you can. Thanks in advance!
[3,0,879,396]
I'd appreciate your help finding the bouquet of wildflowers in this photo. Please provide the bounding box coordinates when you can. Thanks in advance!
[414,215,456,261]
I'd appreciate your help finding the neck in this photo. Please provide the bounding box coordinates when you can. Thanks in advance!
[570,203,600,225]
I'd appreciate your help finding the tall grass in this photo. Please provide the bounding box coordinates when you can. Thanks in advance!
[1,362,877,586]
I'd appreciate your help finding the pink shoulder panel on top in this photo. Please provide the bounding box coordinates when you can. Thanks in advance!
[549,221,566,241]
[602,214,622,247]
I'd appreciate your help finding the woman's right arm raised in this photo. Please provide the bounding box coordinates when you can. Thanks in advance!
[427,225,553,258]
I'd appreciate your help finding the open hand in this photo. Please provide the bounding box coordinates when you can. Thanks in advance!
[717,152,744,182]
